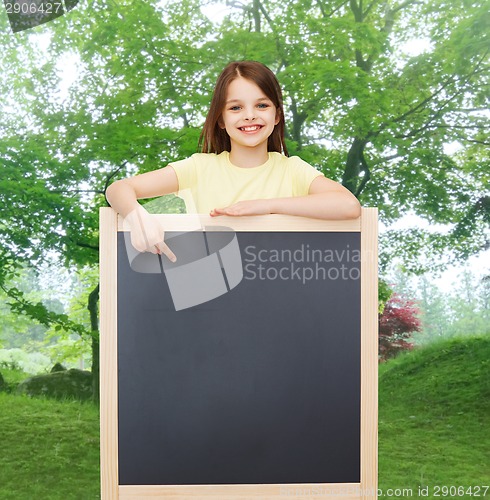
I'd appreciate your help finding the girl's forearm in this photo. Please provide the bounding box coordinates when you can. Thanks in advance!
[105,180,142,219]
[105,166,179,219]
[269,192,361,220]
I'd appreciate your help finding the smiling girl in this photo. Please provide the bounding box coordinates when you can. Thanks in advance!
[106,61,361,262]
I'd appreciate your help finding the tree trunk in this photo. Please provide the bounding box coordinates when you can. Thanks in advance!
[290,97,307,149]
[88,283,100,404]
[342,137,367,194]
[252,0,261,32]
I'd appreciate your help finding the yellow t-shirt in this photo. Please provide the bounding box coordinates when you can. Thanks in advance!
[170,151,323,214]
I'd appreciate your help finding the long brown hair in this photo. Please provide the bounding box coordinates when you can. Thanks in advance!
[198,61,289,156]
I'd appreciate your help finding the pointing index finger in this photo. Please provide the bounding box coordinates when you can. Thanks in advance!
[155,242,176,262]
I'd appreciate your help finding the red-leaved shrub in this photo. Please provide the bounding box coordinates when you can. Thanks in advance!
[379,293,422,361]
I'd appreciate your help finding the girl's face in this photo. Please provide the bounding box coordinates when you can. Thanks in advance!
[220,77,280,153]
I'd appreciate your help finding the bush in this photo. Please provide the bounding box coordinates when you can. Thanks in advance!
[379,293,422,361]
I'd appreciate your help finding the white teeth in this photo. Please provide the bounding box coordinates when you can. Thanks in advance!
[240,126,261,131]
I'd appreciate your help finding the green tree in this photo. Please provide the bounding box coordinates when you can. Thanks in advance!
[0,266,64,349]
[445,269,490,337]
[388,267,490,343]
[416,274,451,342]
[1,0,488,393]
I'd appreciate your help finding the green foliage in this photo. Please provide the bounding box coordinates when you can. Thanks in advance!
[378,278,393,313]
[0,349,51,376]
[1,0,488,268]
[0,288,47,349]
[0,0,488,365]
[142,194,186,215]
[0,264,92,368]
[2,286,88,339]
[387,267,490,343]
[40,266,97,367]
[0,366,29,392]
[441,271,490,338]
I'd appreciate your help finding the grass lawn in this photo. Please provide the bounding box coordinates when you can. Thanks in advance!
[0,390,100,500]
[0,335,489,499]
[378,335,490,497]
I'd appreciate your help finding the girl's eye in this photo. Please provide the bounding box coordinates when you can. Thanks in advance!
[230,106,241,111]
[257,103,269,108]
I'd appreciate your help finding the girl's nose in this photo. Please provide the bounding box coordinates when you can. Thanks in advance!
[244,108,257,120]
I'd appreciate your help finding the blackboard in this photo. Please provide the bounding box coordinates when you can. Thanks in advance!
[100,210,378,499]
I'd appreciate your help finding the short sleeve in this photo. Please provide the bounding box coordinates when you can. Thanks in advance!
[288,156,324,196]
[168,154,198,195]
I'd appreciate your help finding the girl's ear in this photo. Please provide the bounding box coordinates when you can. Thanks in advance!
[274,109,281,126]
[218,115,226,129]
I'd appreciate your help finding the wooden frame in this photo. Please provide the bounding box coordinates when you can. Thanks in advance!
[100,207,378,499]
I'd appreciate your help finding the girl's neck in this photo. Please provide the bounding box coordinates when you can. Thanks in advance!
[229,145,269,168]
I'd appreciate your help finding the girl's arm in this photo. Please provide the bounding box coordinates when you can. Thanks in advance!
[105,167,179,261]
[210,176,361,220]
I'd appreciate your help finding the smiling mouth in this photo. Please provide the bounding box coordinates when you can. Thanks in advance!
[238,125,263,132]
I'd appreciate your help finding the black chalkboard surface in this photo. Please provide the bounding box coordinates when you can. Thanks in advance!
[117,230,361,486]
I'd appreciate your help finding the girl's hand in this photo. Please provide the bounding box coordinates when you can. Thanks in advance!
[125,206,177,262]
[210,199,272,217]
